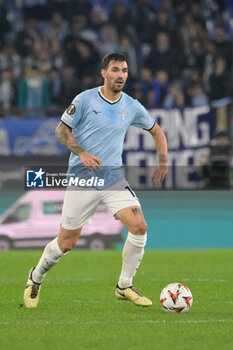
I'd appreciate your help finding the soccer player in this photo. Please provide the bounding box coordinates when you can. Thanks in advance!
[24,52,168,308]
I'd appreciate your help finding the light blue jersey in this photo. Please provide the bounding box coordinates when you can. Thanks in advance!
[61,87,155,188]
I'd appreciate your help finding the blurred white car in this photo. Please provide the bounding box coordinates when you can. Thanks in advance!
[0,190,123,250]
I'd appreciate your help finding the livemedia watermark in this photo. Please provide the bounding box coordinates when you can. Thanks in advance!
[25,168,105,189]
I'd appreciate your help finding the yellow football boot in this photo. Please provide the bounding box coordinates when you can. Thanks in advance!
[24,268,41,308]
[115,285,152,307]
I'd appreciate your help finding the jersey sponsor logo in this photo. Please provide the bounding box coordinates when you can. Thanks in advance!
[118,110,128,120]
[66,104,76,115]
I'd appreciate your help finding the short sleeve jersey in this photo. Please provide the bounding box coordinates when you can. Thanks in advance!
[61,86,156,169]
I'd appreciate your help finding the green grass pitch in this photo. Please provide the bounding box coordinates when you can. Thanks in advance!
[0,249,232,350]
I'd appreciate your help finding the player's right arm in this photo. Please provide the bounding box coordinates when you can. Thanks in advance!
[55,121,102,172]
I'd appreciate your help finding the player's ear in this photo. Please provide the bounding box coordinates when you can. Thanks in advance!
[101,69,106,79]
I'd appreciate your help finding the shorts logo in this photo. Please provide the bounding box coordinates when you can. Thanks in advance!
[66,104,76,115]
[66,216,74,225]
[26,168,45,187]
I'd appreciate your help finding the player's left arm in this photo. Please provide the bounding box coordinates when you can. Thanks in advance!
[149,123,168,186]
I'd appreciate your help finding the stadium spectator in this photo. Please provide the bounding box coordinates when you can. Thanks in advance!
[145,31,182,78]
[60,65,80,107]
[145,89,157,109]
[183,68,203,103]
[44,12,68,56]
[160,0,174,15]
[97,24,119,57]
[0,68,17,112]
[178,12,206,54]
[128,0,156,41]
[48,67,62,107]
[87,7,105,41]
[15,18,43,57]
[109,1,130,37]
[184,69,202,88]
[189,2,206,29]
[163,83,185,108]
[0,44,22,79]
[212,23,233,71]
[131,83,144,103]
[71,39,100,78]
[146,9,180,51]
[184,38,205,73]
[0,0,231,114]
[33,46,52,76]
[209,56,232,102]
[80,72,96,91]
[51,46,66,71]
[202,39,217,93]
[138,67,153,97]
[69,0,93,19]
[119,34,139,79]
[0,0,11,46]
[17,65,51,114]
[149,70,170,107]
[186,83,208,107]
[63,15,89,62]
[22,0,50,21]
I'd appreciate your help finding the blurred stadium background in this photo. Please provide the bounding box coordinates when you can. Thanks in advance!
[0,0,233,250]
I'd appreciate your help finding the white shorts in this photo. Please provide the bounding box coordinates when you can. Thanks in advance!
[61,180,141,229]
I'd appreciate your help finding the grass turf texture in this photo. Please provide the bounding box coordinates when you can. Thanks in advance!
[0,250,232,350]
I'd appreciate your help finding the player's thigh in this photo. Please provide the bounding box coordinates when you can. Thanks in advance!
[116,206,147,235]
[61,188,100,230]
[101,181,147,235]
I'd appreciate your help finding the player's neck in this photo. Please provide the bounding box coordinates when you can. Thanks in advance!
[100,86,122,103]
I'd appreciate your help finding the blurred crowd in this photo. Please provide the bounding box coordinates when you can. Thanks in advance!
[0,0,233,116]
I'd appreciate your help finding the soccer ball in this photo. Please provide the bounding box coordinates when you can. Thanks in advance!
[160,283,193,313]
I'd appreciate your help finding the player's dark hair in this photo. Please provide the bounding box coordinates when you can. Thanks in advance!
[102,52,128,70]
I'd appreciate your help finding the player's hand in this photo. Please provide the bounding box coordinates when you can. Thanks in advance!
[79,151,103,172]
[152,164,168,186]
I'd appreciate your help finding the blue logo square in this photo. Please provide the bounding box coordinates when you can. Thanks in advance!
[26,168,45,188]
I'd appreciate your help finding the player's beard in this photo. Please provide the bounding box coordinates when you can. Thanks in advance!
[111,80,125,93]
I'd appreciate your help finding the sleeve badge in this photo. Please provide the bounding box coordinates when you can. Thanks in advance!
[66,104,76,115]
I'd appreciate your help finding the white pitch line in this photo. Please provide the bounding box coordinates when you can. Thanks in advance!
[74,300,105,303]
[138,319,233,324]
[1,320,233,326]
[47,278,97,282]
[152,278,230,283]
[0,298,233,305]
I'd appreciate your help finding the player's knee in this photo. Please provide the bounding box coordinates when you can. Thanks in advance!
[59,240,75,253]
[130,220,147,235]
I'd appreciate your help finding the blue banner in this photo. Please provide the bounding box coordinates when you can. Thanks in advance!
[0,106,214,159]
[0,117,67,156]
[122,105,215,189]
[123,105,214,165]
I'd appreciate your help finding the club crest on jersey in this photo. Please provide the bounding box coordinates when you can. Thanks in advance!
[66,104,76,115]
[118,111,128,120]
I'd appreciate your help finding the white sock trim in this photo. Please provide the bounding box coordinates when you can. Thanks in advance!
[32,238,64,284]
[50,237,64,257]
[127,232,147,248]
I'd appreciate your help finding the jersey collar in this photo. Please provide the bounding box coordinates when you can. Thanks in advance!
[98,86,122,105]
